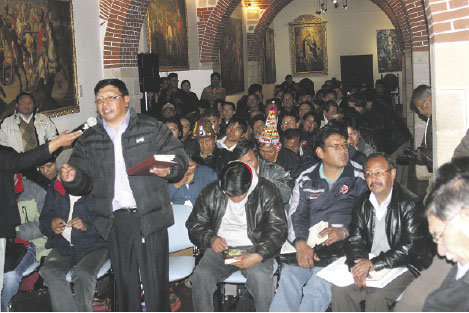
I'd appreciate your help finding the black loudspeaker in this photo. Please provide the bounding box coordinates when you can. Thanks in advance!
[138,53,159,92]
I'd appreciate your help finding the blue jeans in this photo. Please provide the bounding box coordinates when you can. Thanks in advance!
[270,264,331,312]
[1,243,36,312]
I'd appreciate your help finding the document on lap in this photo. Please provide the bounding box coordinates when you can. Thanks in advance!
[127,154,176,176]
[316,254,408,288]
[280,221,328,254]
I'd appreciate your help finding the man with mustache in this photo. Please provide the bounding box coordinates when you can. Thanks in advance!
[331,153,434,311]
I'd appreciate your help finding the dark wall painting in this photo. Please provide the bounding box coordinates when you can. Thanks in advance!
[0,0,78,120]
[376,29,402,73]
[289,14,327,76]
[220,18,244,95]
[147,0,189,71]
[262,28,276,84]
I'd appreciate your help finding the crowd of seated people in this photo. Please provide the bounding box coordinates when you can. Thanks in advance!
[0,72,468,313]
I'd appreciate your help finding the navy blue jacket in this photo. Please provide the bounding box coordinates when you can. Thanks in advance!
[39,180,105,265]
[288,161,367,244]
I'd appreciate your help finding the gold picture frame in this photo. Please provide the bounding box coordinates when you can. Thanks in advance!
[146,0,189,71]
[289,14,327,76]
[0,0,79,120]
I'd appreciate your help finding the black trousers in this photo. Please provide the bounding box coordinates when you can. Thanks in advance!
[107,211,169,312]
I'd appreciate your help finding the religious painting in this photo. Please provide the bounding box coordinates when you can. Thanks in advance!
[146,0,189,71]
[376,29,402,73]
[262,28,276,84]
[289,14,327,76]
[220,18,244,95]
[0,0,78,120]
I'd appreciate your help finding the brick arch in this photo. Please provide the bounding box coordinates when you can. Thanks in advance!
[100,0,150,69]
[246,0,429,61]
[198,0,242,63]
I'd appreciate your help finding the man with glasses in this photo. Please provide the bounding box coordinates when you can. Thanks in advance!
[423,160,469,311]
[270,124,367,311]
[59,79,188,311]
[331,153,433,311]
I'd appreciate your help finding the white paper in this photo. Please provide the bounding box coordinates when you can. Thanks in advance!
[154,154,176,162]
[316,254,408,288]
[280,221,328,254]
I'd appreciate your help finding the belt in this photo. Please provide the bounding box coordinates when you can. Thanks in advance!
[114,207,138,214]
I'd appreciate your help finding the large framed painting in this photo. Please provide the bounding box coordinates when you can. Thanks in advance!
[146,0,189,71]
[376,29,402,72]
[0,0,78,120]
[289,14,327,76]
[262,28,276,84]
[220,18,244,95]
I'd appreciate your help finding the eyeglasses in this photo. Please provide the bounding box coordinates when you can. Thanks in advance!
[95,95,122,105]
[282,120,296,125]
[326,143,349,150]
[431,213,459,245]
[365,169,391,179]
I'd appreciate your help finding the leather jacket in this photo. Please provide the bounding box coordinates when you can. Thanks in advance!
[346,183,435,277]
[186,177,287,260]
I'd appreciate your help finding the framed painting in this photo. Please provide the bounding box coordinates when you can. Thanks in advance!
[0,0,78,120]
[220,18,244,95]
[262,28,276,84]
[376,29,402,73]
[289,14,327,76]
[146,0,189,71]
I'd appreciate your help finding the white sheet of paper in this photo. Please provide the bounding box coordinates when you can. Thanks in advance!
[316,254,408,288]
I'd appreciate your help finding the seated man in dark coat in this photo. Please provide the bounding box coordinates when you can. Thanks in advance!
[186,161,287,311]
[423,159,469,311]
[39,177,107,312]
[332,153,434,311]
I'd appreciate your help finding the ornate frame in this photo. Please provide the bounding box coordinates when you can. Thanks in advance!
[146,0,189,71]
[0,0,79,119]
[289,14,327,76]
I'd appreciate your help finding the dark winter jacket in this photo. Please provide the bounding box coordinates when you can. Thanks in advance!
[40,180,106,265]
[186,177,287,260]
[288,161,367,265]
[63,108,188,240]
[0,143,51,238]
[346,183,435,277]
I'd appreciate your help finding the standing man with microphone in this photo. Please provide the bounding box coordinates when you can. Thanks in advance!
[60,79,188,311]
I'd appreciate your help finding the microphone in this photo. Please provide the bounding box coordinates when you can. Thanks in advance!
[72,117,97,133]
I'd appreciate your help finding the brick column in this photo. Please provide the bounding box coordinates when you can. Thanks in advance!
[427,0,469,169]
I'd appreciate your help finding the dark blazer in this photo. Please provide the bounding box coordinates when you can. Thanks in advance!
[63,108,188,240]
[40,180,106,265]
[0,144,51,238]
[346,183,435,277]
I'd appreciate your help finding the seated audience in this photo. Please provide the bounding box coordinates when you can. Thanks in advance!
[169,143,217,207]
[270,124,367,312]
[320,100,338,127]
[161,103,177,118]
[216,117,248,152]
[332,153,434,311]
[298,101,313,120]
[186,161,287,311]
[281,90,298,117]
[342,115,376,157]
[39,177,108,312]
[201,107,221,136]
[180,79,199,116]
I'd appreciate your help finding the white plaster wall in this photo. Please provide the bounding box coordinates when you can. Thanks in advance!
[272,0,401,91]
[51,0,103,132]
